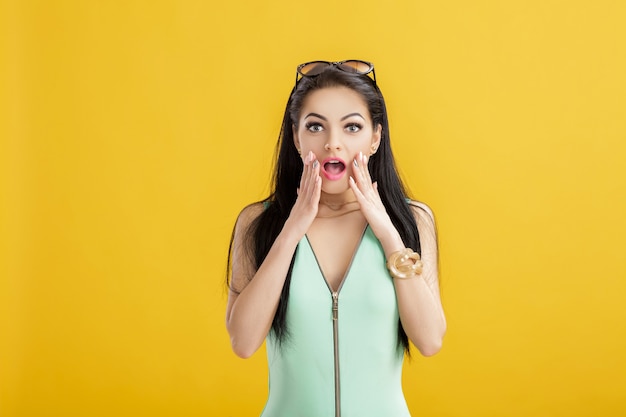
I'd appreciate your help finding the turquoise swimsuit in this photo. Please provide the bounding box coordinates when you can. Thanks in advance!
[261,226,411,417]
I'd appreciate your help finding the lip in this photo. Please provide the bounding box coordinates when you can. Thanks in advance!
[321,157,347,181]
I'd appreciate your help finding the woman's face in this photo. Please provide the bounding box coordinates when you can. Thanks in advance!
[293,86,382,195]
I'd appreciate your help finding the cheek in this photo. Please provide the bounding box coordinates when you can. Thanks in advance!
[346,142,371,160]
[299,138,325,153]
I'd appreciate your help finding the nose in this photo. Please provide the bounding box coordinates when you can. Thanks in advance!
[324,129,342,151]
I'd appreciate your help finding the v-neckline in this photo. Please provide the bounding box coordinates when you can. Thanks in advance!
[304,225,369,294]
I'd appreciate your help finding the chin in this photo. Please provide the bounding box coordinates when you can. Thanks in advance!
[321,178,351,195]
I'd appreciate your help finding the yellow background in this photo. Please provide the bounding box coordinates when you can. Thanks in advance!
[2,0,625,416]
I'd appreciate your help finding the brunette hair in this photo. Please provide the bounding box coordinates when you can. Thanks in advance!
[228,66,421,354]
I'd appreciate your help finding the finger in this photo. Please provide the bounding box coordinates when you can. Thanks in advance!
[310,153,319,174]
[360,152,373,184]
[371,181,383,201]
[349,176,366,201]
[311,174,322,204]
[304,153,318,193]
[299,151,313,191]
[352,152,366,185]
[312,157,320,181]
[299,153,309,189]
[305,160,319,197]
[301,152,320,198]
[352,152,374,195]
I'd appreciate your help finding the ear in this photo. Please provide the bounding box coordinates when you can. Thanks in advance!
[292,124,301,155]
[370,123,382,154]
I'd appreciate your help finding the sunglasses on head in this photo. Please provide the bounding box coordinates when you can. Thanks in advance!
[295,60,376,86]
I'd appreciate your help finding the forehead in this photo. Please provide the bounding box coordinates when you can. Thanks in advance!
[300,86,370,119]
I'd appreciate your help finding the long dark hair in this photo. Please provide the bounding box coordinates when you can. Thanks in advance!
[228,66,420,354]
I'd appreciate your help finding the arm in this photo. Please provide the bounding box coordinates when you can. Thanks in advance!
[225,204,301,358]
[362,199,446,356]
[349,152,446,356]
[391,202,446,356]
[225,152,321,358]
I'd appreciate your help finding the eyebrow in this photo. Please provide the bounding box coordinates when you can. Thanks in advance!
[303,112,365,121]
[304,112,327,121]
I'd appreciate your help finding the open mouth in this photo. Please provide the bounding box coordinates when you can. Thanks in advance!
[322,158,347,180]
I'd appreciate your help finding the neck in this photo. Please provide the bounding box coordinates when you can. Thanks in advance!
[317,191,361,218]
[319,190,357,210]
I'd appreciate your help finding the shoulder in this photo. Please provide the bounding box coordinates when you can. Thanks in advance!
[407,200,435,225]
[234,201,267,234]
[237,201,267,222]
[407,200,439,252]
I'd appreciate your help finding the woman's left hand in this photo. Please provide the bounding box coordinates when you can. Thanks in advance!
[350,152,446,355]
[349,152,402,248]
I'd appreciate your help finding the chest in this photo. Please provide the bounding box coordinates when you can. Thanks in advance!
[305,215,367,291]
[288,226,399,328]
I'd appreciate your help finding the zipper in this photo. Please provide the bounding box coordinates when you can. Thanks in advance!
[304,226,368,417]
[332,291,341,417]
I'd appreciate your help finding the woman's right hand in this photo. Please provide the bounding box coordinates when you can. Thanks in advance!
[284,151,321,238]
[226,151,320,358]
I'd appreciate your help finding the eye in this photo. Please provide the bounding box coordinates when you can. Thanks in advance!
[345,123,362,133]
[305,122,324,133]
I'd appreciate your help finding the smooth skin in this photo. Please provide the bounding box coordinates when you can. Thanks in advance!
[226,87,446,358]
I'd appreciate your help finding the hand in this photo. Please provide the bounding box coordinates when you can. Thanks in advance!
[349,152,400,244]
[284,151,322,238]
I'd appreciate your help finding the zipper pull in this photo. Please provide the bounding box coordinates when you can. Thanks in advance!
[332,292,338,321]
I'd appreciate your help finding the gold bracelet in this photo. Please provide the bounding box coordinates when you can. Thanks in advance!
[386,248,423,279]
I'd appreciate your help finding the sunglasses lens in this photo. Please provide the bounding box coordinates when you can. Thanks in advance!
[296,60,375,85]
[337,60,373,74]
[298,61,331,76]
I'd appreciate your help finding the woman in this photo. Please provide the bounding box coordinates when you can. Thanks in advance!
[226,60,446,417]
